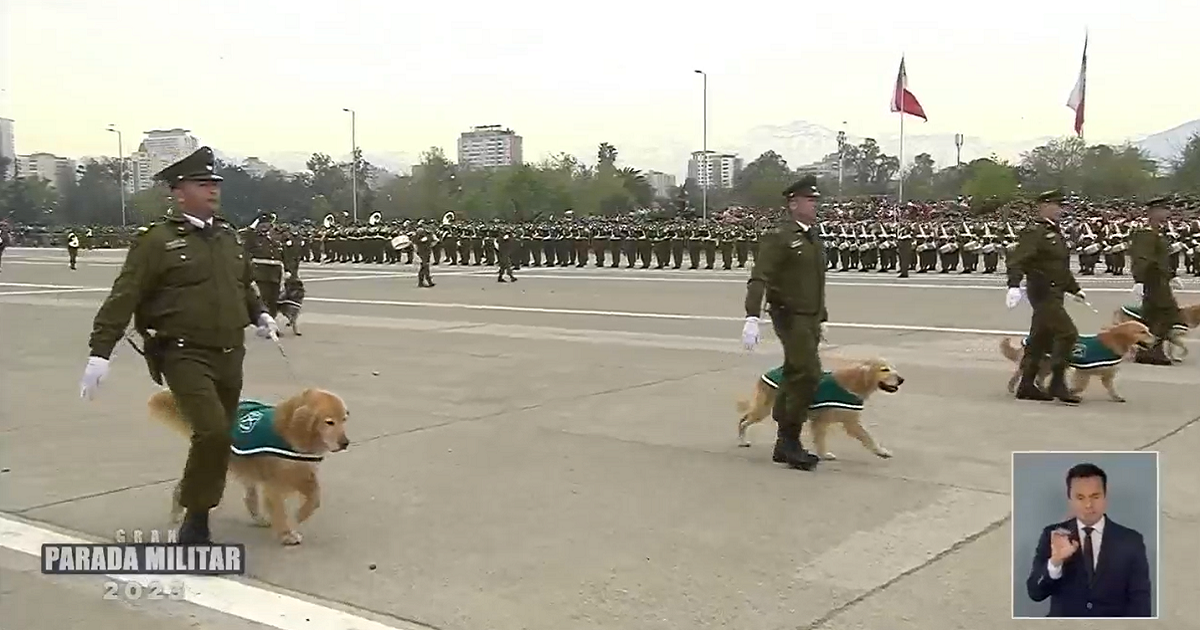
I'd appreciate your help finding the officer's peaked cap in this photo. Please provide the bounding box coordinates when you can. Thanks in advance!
[154,146,224,187]
[783,175,821,199]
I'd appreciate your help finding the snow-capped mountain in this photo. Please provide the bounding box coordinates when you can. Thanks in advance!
[1134,119,1200,164]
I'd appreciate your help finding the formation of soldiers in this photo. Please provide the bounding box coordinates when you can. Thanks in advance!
[11,205,1200,279]
[287,213,1200,278]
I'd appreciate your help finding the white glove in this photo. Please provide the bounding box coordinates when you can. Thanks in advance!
[80,356,110,400]
[1170,277,1183,291]
[1005,287,1024,309]
[1071,291,1088,304]
[285,271,294,280]
[819,322,828,342]
[741,316,760,352]
[1132,283,1145,298]
[256,313,280,340]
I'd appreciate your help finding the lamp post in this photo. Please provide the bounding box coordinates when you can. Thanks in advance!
[836,122,847,198]
[693,69,707,220]
[342,108,358,223]
[106,125,126,226]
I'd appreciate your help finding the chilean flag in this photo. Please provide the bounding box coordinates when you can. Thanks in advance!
[890,57,927,121]
[1066,35,1088,136]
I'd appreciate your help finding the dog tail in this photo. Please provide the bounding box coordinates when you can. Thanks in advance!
[147,390,192,438]
[999,337,1022,363]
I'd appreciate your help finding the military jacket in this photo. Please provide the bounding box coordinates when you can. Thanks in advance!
[1005,218,1080,302]
[1130,225,1175,305]
[745,220,828,320]
[88,215,264,359]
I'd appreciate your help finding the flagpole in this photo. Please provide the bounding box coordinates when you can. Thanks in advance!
[898,105,905,203]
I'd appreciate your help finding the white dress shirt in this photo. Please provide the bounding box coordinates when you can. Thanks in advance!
[182,213,213,229]
[1047,515,1105,580]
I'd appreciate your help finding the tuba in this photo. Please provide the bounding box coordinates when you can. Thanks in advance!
[368,211,383,226]
[441,211,456,226]
[322,213,336,229]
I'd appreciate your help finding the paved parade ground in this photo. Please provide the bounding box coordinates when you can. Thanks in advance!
[2,246,1198,630]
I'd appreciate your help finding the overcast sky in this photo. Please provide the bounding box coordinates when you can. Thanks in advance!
[2,0,1195,168]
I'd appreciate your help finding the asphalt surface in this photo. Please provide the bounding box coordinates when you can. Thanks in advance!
[1,246,1198,630]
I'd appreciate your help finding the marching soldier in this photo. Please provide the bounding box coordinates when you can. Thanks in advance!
[896,222,914,278]
[1130,197,1184,365]
[740,175,826,471]
[78,146,280,543]
[981,223,1002,273]
[1004,189,1086,404]
[497,228,518,283]
[244,213,284,318]
[415,227,436,288]
[66,230,81,270]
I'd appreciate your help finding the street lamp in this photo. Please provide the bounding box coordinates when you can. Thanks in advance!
[342,108,358,223]
[693,69,707,220]
[106,125,127,226]
[836,121,847,198]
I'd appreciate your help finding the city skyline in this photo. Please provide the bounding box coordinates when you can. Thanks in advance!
[3,0,1197,178]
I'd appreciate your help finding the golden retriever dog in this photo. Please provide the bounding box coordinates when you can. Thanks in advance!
[148,388,350,545]
[999,320,1155,403]
[1113,302,1200,362]
[736,359,904,461]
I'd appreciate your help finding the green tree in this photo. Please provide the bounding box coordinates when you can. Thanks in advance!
[128,186,172,223]
[733,150,793,208]
[1169,133,1200,193]
[0,178,58,224]
[1018,136,1086,192]
[1078,144,1157,197]
[903,152,937,199]
[962,158,1020,213]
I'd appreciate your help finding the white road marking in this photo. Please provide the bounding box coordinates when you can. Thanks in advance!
[792,488,1010,590]
[0,288,109,297]
[0,282,95,289]
[0,514,426,630]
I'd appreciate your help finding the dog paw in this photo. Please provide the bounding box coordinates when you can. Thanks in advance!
[819,452,838,460]
[251,515,271,528]
[875,448,894,459]
[1110,396,1127,403]
[279,531,303,546]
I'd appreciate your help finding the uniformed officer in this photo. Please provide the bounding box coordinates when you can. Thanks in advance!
[66,230,81,269]
[740,175,826,470]
[1004,189,1086,403]
[497,228,518,283]
[1131,196,1184,365]
[78,147,281,544]
[415,227,436,288]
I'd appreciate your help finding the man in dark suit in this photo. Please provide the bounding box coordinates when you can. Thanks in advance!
[1025,463,1153,617]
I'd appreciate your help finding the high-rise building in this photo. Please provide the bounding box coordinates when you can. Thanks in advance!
[643,170,677,198]
[456,125,523,169]
[129,128,200,192]
[0,118,15,179]
[241,157,275,178]
[15,152,78,189]
[687,151,744,190]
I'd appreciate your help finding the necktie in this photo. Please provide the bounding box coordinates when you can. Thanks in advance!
[1082,526,1095,581]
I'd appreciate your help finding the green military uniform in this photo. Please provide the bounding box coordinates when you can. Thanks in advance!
[1006,189,1082,403]
[1130,196,1181,365]
[497,231,518,283]
[244,214,284,317]
[744,176,826,471]
[86,147,266,543]
[67,231,81,269]
[415,228,435,288]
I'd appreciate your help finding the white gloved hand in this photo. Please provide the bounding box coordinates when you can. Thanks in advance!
[741,316,760,352]
[257,313,280,340]
[819,322,828,342]
[1132,283,1145,298]
[80,356,110,400]
[285,271,294,280]
[1170,277,1184,291]
[1071,290,1088,304]
[1005,287,1024,309]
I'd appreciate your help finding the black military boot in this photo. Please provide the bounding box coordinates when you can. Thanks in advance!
[1014,357,1053,401]
[769,395,818,470]
[1135,342,1172,366]
[1047,366,1081,404]
[177,509,212,544]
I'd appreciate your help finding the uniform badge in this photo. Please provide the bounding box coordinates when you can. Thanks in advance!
[164,238,188,251]
[789,239,805,249]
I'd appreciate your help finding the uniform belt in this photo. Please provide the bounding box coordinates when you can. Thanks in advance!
[160,337,240,353]
[252,258,284,266]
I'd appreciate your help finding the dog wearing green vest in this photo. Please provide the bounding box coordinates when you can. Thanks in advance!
[1000,320,1155,403]
[736,358,903,461]
[149,388,351,546]
[1113,302,1200,363]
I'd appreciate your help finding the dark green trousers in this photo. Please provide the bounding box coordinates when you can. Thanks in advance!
[1141,284,1180,341]
[1021,297,1078,370]
[770,312,822,439]
[162,345,245,511]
